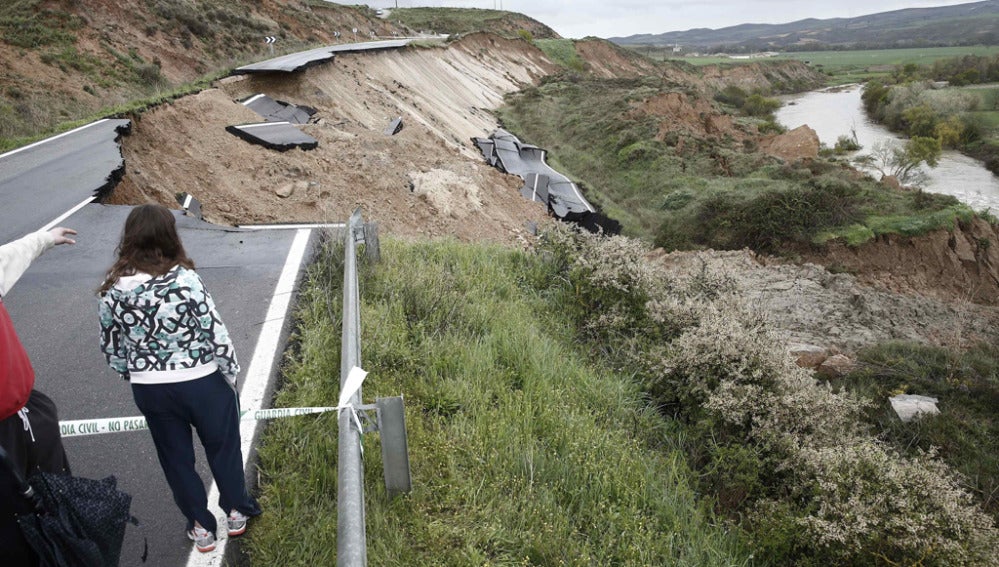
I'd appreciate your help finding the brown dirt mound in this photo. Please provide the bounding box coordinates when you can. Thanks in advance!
[574,39,663,78]
[111,40,555,246]
[630,91,746,142]
[803,217,999,305]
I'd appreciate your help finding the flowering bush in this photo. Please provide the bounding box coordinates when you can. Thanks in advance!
[539,225,999,565]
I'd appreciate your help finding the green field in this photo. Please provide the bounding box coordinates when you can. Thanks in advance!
[636,45,999,84]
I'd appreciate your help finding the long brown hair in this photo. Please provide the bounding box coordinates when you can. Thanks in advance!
[99,204,194,293]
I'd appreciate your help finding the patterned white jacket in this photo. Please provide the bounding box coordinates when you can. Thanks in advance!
[99,266,239,385]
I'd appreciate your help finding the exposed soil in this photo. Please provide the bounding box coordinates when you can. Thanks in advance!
[652,248,999,356]
[111,34,557,245]
[9,6,995,358]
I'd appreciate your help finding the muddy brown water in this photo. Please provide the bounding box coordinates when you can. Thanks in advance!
[776,85,999,213]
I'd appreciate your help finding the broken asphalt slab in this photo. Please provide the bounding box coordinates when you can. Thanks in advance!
[241,94,317,124]
[473,129,621,233]
[226,122,319,152]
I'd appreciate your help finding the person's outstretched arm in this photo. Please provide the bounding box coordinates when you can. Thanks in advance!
[0,227,76,296]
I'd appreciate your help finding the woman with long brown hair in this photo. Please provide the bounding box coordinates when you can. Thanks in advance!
[98,204,260,553]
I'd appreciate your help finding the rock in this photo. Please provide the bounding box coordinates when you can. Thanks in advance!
[758,125,820,162]
[789,343,827,367]
[276,183,295,198]
[881,175,902,191]
[889,394,940,422]
[816,354,855,378]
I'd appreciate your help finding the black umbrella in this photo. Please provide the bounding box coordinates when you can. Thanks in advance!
[0,445,136,567]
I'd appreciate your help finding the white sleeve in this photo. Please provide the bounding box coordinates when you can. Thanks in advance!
[0,231,55,296]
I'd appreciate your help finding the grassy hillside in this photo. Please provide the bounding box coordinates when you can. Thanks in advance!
[610,0,999,52]
[248,235,753,565]
[387,7,559,39]
[0,0,403,148]
[248,228,999,565]
[497,74,975,250]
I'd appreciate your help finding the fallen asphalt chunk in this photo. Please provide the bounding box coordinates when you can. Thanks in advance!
[241,94,317,124]
[226,122,318,152]
[176,192,202,219]
[384,117,404,136]
[473,129,620,233]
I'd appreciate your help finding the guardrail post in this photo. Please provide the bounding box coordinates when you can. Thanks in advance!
[376,396,411,497]
[338,208,367,566]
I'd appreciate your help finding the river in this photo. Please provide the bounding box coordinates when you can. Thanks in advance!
[775,85,999,212]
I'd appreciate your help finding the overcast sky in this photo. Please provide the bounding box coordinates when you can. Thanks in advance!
[361,0,982,39]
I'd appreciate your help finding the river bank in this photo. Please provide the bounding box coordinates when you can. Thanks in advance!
[776,84,999,212]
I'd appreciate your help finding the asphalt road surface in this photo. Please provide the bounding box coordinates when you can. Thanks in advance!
[2,132,325,565]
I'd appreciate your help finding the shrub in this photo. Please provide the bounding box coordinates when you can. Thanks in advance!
[741,94,781,117]
[833,134,862,153]
[714,85,748,108]
[540,227,999,566]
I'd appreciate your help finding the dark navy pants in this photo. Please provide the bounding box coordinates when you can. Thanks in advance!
[132,370,261,534]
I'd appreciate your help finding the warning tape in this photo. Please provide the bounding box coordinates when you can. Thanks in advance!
[58,406,340,438]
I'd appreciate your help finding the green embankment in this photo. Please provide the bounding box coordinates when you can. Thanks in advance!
[497,73,977,251]
[247,236,753,565]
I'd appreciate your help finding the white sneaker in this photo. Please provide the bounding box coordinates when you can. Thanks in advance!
[187,526,216,552]
[227,510,249,537]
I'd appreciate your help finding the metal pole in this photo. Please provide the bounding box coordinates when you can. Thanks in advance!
[337,208,367,566]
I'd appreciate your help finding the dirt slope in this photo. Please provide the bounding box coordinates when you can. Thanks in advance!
[110,34,557,244]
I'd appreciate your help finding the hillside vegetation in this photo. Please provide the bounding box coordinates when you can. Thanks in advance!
[610,0,999,52]
[250,235,754,565]
[498,73,978,252]
[251,226,999,565]
[387,7,559,40]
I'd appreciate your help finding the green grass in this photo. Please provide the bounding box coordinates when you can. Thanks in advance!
[956,84,999,136]
[638,46,999,84]
[497,75,977,251]
[247,235,753,565]
[388,7,553,39]
[0,69,231,153]
[534,39,586,72]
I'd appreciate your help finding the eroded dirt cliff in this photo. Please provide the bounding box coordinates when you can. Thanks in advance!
[82,31,999,355]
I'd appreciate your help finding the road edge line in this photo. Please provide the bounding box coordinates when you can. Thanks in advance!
[185,227,313,567]
[0,119,109,161]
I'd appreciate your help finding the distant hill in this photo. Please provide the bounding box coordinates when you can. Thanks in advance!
[386,7,560,39]
[608,0,999,52]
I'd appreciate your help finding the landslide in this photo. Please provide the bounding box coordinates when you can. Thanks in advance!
[6,0,997,358]
[110,33,558,245]
[0,0,562,145]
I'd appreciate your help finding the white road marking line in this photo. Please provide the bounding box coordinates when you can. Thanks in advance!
[186,228,312,567]
[0,119,109,161]
[40,197,94,231]
[239,222,344,230]
[241,94,266,106]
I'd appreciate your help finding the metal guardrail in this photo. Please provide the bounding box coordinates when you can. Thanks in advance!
[337,209,410,567]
